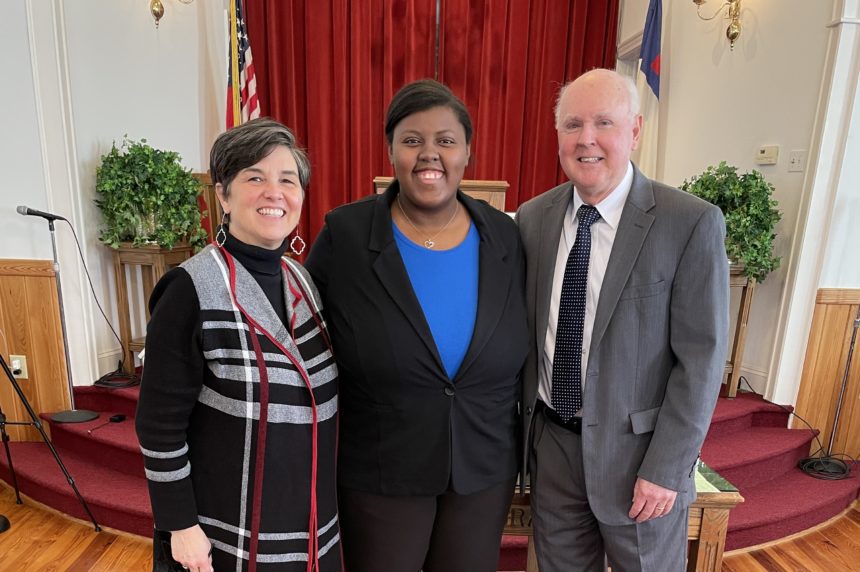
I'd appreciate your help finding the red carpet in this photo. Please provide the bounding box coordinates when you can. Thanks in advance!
[0,385,152,536]
[701,391,859,551]
[1,387,857,565]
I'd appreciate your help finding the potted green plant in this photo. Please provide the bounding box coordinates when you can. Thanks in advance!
[95,136,208,250]
[681,161,781,282]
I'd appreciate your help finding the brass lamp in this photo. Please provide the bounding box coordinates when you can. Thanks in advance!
[693,0,742,51]
[150,0,195,29]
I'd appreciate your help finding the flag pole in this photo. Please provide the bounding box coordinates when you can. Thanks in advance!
[229,0,242,124]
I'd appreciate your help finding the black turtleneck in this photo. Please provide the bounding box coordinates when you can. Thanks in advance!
[223,232,289,324]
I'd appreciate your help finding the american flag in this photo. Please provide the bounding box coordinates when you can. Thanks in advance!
[226,0,259,128]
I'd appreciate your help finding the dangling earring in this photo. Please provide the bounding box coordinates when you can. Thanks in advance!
[215,212,229,247]
[290,228,306,256]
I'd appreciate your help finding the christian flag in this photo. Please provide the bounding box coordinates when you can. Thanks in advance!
[226,0,259,128]
[640,0,662,98]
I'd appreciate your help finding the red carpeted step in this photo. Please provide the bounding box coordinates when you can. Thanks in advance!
[0,441,153,537]
[41,412,145,479]
[706,391,791,440]
[701,427,816,490]
[725,468,860,550]
[73,385,140,419]
[498,535,529,571]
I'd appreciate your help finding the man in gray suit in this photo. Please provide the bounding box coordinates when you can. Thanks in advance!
[516,68,728,570]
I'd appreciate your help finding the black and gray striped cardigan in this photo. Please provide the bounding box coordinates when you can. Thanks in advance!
[136,243,341,572]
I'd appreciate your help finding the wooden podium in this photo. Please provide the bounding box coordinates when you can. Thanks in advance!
[112,243,193,373]
[504,464,743,572]
[372,176,509,211]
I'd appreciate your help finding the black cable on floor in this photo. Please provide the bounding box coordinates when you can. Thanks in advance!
[737,376,855,480]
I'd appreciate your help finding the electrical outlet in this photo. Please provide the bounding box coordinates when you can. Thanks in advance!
[10,354,28,379]
[788,149,807,173]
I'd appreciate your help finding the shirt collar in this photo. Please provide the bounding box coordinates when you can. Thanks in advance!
[571,161,634,230]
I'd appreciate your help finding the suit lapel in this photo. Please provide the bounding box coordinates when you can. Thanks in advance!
[535,184,573,353]
[369,182,445,371]
[453,194,510,380]
[590,167,656,354]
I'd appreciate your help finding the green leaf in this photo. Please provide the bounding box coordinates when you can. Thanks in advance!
[680,161,781,282]
[94,136,206,250]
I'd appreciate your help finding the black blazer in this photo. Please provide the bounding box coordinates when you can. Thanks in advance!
[306,182,528,496]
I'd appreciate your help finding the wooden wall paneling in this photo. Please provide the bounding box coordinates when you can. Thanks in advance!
[832,305,860,456]
[793,301,827,438]
[794,290,860,458]
[794,304,850,448]
[0,274,32,441]
[0,259,70,442]
[25,274,71,422]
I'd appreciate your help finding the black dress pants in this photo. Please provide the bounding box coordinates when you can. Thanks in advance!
[338,477,516,572]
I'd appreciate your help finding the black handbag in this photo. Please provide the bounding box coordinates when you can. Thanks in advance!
[152,529,187,572]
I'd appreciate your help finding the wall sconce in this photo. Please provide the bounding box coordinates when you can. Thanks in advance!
[150,0,194,29]
[693,0,742,50]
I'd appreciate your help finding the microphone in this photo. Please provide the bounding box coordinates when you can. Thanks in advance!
[16,205,67,222]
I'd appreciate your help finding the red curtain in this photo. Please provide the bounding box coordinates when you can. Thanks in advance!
[246,0,618,243]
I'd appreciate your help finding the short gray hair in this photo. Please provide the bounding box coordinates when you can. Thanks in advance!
[209,117,311,196]
[554,69,640,127]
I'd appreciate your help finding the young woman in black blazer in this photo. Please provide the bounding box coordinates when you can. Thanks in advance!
[306,80,528,572]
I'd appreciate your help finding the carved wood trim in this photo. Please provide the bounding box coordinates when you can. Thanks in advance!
[816,288,860,304]
[0,259,55,277]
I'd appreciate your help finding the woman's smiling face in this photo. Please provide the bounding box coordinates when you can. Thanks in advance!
[216,145,304,249]
[388,106,470,212]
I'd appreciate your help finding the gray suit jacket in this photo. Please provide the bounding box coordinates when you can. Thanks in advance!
[516,164,729,525]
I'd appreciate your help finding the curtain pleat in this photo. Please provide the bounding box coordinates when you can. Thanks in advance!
[246,0,618,246]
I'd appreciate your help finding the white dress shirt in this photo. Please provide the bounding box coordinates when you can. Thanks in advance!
[538,162,634,410]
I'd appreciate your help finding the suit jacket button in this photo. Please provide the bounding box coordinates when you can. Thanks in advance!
[444,386,455,397]
[526,406,533,415]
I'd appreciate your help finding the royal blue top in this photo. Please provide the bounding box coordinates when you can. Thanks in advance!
[393,221,479,379]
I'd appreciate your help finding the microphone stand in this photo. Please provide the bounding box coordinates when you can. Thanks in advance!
[0,352,100,532]
[817,305,860,475]
[41,218,97,423]
[0,405,14,533]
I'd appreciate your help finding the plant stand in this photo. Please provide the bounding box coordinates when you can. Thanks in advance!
[725,265,756,398]
[112,243,193,373]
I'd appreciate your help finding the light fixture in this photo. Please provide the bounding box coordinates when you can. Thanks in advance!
[693,0,742,51]
[149,0,195,29]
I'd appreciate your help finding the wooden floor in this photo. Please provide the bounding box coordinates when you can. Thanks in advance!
[0,483,857,571]
[0,484,152,571]
[721,501,860,572]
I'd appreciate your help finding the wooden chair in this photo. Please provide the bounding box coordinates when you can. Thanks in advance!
[195,173,222,243]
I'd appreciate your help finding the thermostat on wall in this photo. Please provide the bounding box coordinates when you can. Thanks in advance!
[755,145,779,165]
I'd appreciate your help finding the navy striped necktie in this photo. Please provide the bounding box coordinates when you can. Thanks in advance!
[551,204,601,421]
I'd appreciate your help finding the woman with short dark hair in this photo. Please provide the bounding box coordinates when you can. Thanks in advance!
[306,80,527,572]
[136,118,340,572]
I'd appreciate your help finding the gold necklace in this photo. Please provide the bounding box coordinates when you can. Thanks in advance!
[396,195,459,249]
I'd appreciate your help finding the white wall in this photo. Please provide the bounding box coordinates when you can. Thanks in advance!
[0,1,52,260]
[820,84,860,288]
[63,1,205,371]
[1,0,228,387]
[619,0,833,396]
